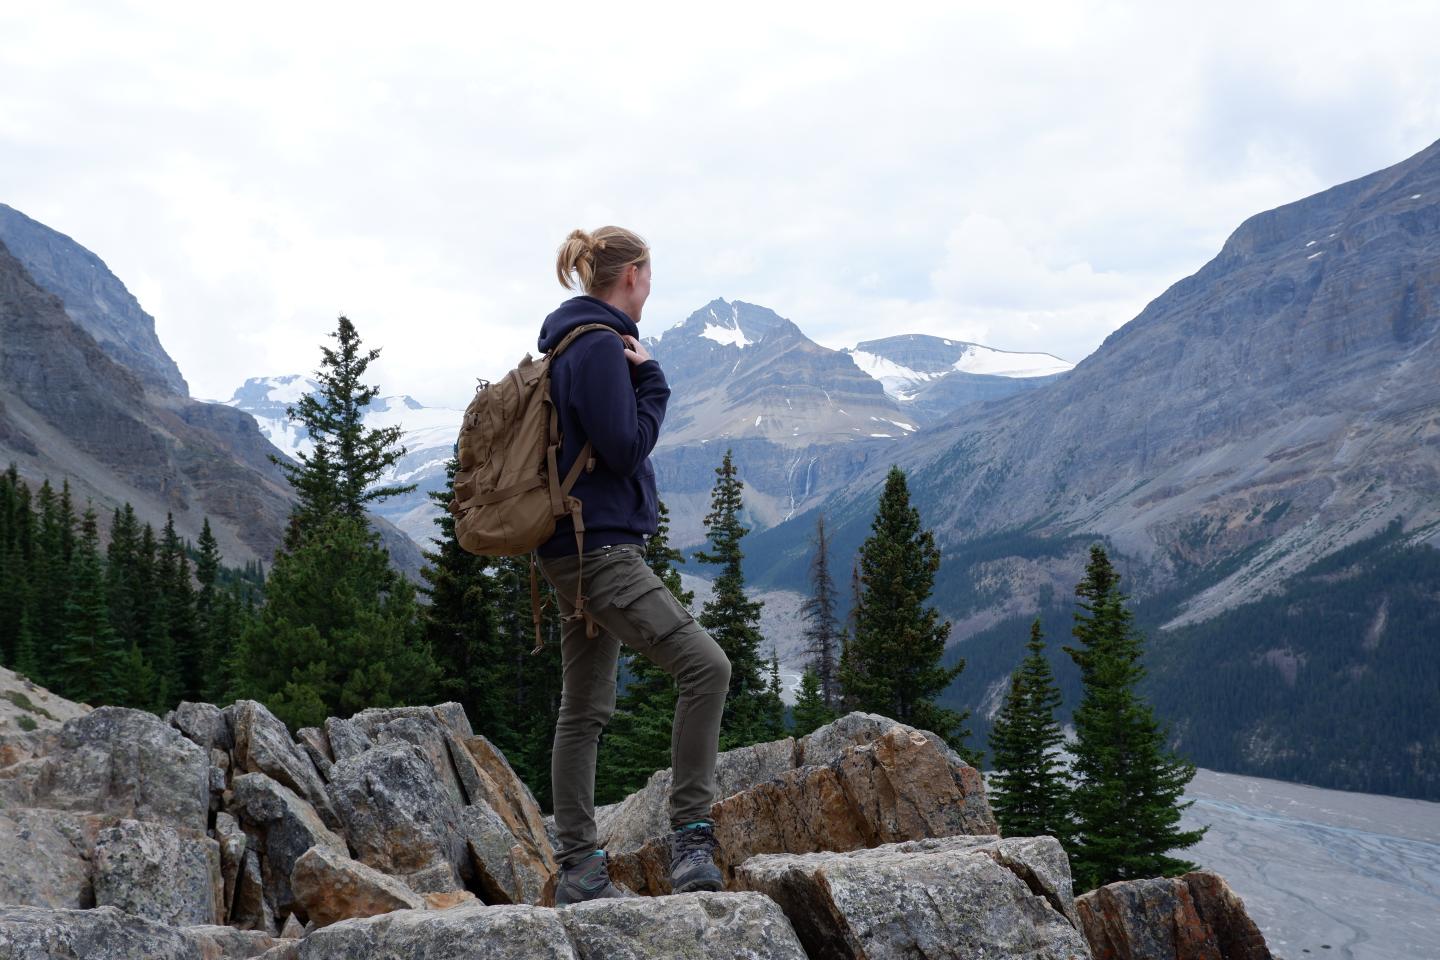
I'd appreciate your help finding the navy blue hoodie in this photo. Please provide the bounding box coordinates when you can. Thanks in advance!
[535,295,670,557]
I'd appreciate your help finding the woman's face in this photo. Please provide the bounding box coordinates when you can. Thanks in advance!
[627,259,652,323]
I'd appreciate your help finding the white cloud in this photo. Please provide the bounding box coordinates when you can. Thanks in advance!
[2,1,1438,405]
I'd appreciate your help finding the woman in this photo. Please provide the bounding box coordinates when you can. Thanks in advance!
[537,226,732,904]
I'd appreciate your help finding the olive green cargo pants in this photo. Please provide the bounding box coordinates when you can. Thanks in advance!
[538,543,731,870]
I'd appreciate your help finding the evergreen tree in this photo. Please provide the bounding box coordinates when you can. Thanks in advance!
[800,514,841,711]
[161,514,201,705]
[694,451,768,749]
[273,315,414,549]
[1063,545,1206,890]
[791,667,834,736]
[988,618,1070,842]
[229,513,439,729]
[30,480,74,685]
[596,499,689,804]
[762,649,787,739]
[104,505,143,649]
[837,561,863,712]
[0,466,35,668]
[489,554,563,811]
[193,518,223,699]
[420,457,506,738]
[52,507,125,704]
[840,466,975,761]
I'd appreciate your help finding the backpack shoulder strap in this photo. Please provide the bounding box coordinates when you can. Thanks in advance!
[547,322,626,359]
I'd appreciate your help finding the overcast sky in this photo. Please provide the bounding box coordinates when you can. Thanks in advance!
[4,1,1439,408]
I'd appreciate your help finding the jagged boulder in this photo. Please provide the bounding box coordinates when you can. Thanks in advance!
[21,707,210,831]
[289,845,425,928]
[228,701,340,830]
[215,811,248,920]
[448,734,557,904]
[606,724,996,895]
[1075,870,1272,960]
[0,809,99,910]
[297,893,807,959]
[229,772,347,924]
[347,703,473,741]
[321,717,372,763]
[733,836,1091,960]
[0,905,212,959]
[169,701,233,754]
[293,728,333,780]
[595,736,795,855]
[325,740,470,892]
[373,715,468,807]
[92,818,223,926]
[232,849,277,934]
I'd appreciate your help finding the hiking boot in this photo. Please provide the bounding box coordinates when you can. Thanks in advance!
[554,850,636,905]
[668,820,723,893]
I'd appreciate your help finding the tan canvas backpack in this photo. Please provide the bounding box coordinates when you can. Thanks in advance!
[447,323,621,653]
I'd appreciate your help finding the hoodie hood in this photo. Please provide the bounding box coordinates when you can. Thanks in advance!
[538,295,639,353]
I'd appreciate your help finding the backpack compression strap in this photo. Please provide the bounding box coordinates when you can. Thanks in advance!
[529,322,626,654]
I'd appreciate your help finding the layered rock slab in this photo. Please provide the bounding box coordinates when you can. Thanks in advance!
[607,724,996,895]
[0,809,99,910]
[289,845,424,928]
[733,836,1091,960]
[1075,870,1272,960]
[296,893,806,959]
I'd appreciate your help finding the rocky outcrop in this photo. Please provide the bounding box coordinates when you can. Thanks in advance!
[229,701,339,830]
[1076,871,1272,960]
[0,684,1272,960]
[229,773,347,924]
[734,837,1090,960]
[606,722,996,896]
[92,819,222,927]
[299,893,807,959]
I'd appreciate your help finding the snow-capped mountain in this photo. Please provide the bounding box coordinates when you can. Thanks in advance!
[215,377,464,545]
[844,335,1074,423]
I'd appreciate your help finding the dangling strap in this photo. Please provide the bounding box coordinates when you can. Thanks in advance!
[529,556,546,655]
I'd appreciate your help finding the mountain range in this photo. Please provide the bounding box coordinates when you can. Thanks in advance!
[0,204,425,578]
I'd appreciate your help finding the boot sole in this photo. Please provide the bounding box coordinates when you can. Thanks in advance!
[672,876,724,893]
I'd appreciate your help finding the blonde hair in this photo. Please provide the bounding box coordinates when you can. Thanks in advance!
[556,226,649,294]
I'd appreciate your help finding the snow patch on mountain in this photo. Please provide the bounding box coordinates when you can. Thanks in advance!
[699,303,752,348]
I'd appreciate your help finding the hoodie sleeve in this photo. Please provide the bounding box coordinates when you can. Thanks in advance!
[569,333,670,477]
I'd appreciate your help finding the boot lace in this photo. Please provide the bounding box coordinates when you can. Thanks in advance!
[673,822,718,867]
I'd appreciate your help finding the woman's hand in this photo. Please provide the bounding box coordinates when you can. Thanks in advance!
[621,335,652,366]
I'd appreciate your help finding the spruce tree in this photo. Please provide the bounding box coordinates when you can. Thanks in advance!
[988,619,1070,842]
[194,518,223,699]
[1063,545,1206,890]
[104,505,143,649]
[229,512,439,729]
[30,480,73,685]
[420,457,505,734]
[52,507,125,705]
[694,450,768,749]
[791,667,834,736]
[762,649,788,739]
[596,499,689,804]
[800,514,841,712]
[161,514,201,705]
[273,315,414,549]
[841,466,974,760]
[0,466,35,668]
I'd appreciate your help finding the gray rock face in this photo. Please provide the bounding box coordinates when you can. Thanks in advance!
[229,700,340,830]
[297,894,808,960]
[348,703,474,741]
[321,718,372,763]
[294,728,333,780]
[92,818,222,927]
[232,849,277,935]
[374,715,467,807]
[299,903,575,959]
[230,772,347,924]
[558,892,808,960]
[325,740,469,891]
[0,905,204,960]
[170,701,233,753]
[0,809,97,909]
[0,203,189,396]
[215,811,248,921]
[34,707,210,832]
[447,734,557,904]
[734,836,1091,960]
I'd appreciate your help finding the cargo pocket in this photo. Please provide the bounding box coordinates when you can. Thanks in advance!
[610,572,693,647]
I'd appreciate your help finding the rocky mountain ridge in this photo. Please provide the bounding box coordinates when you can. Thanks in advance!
[0,215,426,578]
[0,669,1272,959]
